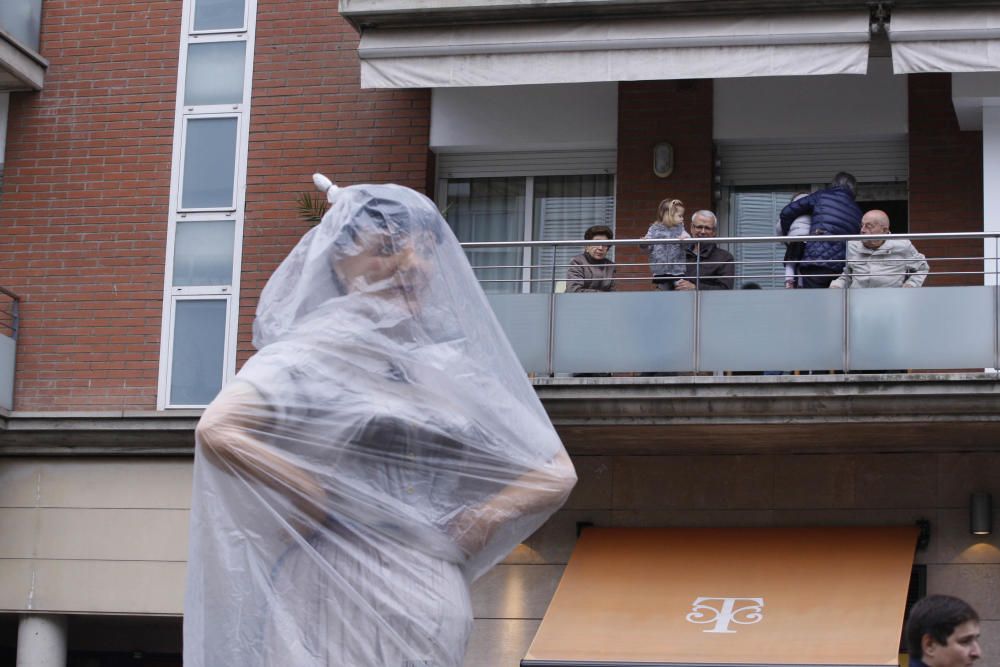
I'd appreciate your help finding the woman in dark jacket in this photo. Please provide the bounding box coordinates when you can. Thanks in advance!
[779,172,863,289]
[566,224,616,292]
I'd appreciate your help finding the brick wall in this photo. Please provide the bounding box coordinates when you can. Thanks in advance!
[0,1,431,410]
[615,80,714,290]
[237,0,431,364]
[0,0,180,410]
[908,73,983,286]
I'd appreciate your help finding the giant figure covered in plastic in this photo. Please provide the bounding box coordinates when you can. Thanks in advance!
[183,176,577,667]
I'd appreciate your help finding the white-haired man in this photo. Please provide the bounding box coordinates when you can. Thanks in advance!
[829,209,928,289]
[675,210,735,291]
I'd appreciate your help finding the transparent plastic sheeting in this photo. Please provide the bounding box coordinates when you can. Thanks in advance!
[183,181,577,667]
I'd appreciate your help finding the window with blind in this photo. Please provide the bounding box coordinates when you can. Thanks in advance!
[443,173,615,293]
[731,190,801,289]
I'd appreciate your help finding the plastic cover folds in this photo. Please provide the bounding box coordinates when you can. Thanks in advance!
[183,180,577,667]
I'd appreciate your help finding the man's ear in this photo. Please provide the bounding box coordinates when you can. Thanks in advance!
[922,633,939,662]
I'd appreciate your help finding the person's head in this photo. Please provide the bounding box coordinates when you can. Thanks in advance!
[690,210,718,239]
[583,224,613,261]
[657,198,685,227]
[792,191,810,202]
[906,595,981,667]
[742,282,762,289]
[860,209,891,249]
[830,172,857,198]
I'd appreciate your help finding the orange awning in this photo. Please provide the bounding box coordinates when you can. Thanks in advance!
[523,526,918,667]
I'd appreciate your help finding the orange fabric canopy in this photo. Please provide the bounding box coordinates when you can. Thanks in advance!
[523,526,917,667]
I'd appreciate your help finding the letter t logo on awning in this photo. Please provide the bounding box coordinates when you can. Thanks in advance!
[686,597,765,633]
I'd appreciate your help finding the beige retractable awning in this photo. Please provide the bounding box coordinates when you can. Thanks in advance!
[890,9,1000,74]
[523,526,917,667]
[358,12,870,88]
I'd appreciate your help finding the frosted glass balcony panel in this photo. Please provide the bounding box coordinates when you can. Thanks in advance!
[700,289,844,371]
[554,291,694,373]
[185,42,246,106]
[0,333,13,411]
[487,294,550,373]
[849,286,995,370]
[0,0,41,52]
[181,117,238,210]
[170,300,227,406]
[172,220,236,286]
[193,0,246,31]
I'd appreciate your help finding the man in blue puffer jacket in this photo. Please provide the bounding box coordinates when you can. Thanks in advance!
[779,172,862,288]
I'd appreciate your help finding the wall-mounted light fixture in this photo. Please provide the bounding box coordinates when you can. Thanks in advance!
[970,492,992,536]
[653,142,673,178]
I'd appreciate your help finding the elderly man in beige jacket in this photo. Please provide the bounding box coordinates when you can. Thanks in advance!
[829,210,929,289]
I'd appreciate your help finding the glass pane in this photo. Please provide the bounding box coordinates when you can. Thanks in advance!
[554,291,695,373]
[532,175,616,293]
[182,117,238,209]
[445,178,525,294]
[170,300,227,405]
[173,220,235,286]
[185,42,246,106]
[193,0,245,31]
[0,0,42,51]
[731,191,797,289]
[486,294,551,373]
[700,289,845,371]
[849,286,994,370]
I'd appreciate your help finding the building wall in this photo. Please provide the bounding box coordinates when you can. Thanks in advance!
[217,0,433,365]
[908,73,984,287]
[0,0,180,411]
[615,80,714,290]
[467,449,1000,667]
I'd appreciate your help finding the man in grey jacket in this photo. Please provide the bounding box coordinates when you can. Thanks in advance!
[829,210,929,289]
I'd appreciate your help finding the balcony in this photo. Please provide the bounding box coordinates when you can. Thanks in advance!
[0,287,19,412]
[462,231,1000,452]
[0,0,46,91]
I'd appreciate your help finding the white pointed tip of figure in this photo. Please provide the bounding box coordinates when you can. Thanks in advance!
[312,173,339,203]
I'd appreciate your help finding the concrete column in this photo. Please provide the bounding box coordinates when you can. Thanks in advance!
[16,615,68,667]
[983,106,1000,285]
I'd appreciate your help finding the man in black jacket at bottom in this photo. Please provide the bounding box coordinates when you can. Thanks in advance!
[675,210,734,291]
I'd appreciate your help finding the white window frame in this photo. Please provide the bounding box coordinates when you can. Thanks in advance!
[163,295,233,409]
[189,0,248,34]
[176,113,243,213]
[157,0,256,410]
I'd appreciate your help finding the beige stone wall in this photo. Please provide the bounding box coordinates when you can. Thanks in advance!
[0,458,191,615]
[464,451,1000,667]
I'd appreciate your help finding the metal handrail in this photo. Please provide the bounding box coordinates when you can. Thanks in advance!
[460,232,1000,376]
[0,286,21,341]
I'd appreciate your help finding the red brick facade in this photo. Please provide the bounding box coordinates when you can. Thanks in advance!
[0,0,180,411]
[908,73,984,286]
[615,80,714,290]
[238,0,431,363]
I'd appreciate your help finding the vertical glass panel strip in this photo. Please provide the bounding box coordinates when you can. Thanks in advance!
[554,291,695,373]
[181,117,238,209]
[0,0,42,52]
[700,289,844,372]
[170,299,228,405]
[185,41,246,106]
[849,286,993,370]
[193,0,246,31]
[173,220,236,286]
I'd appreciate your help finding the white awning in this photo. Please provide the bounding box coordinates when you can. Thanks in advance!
[359,12,871,89]
[890,9,1000,74]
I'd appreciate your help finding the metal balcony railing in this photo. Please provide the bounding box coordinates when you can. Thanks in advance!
[461,231,1000,376]
[0,286,19,410]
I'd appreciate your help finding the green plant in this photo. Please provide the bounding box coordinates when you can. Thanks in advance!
[295,191,328,224]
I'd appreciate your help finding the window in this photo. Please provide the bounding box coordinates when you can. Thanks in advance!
[442,173,615,293]
[158,0,256,409]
